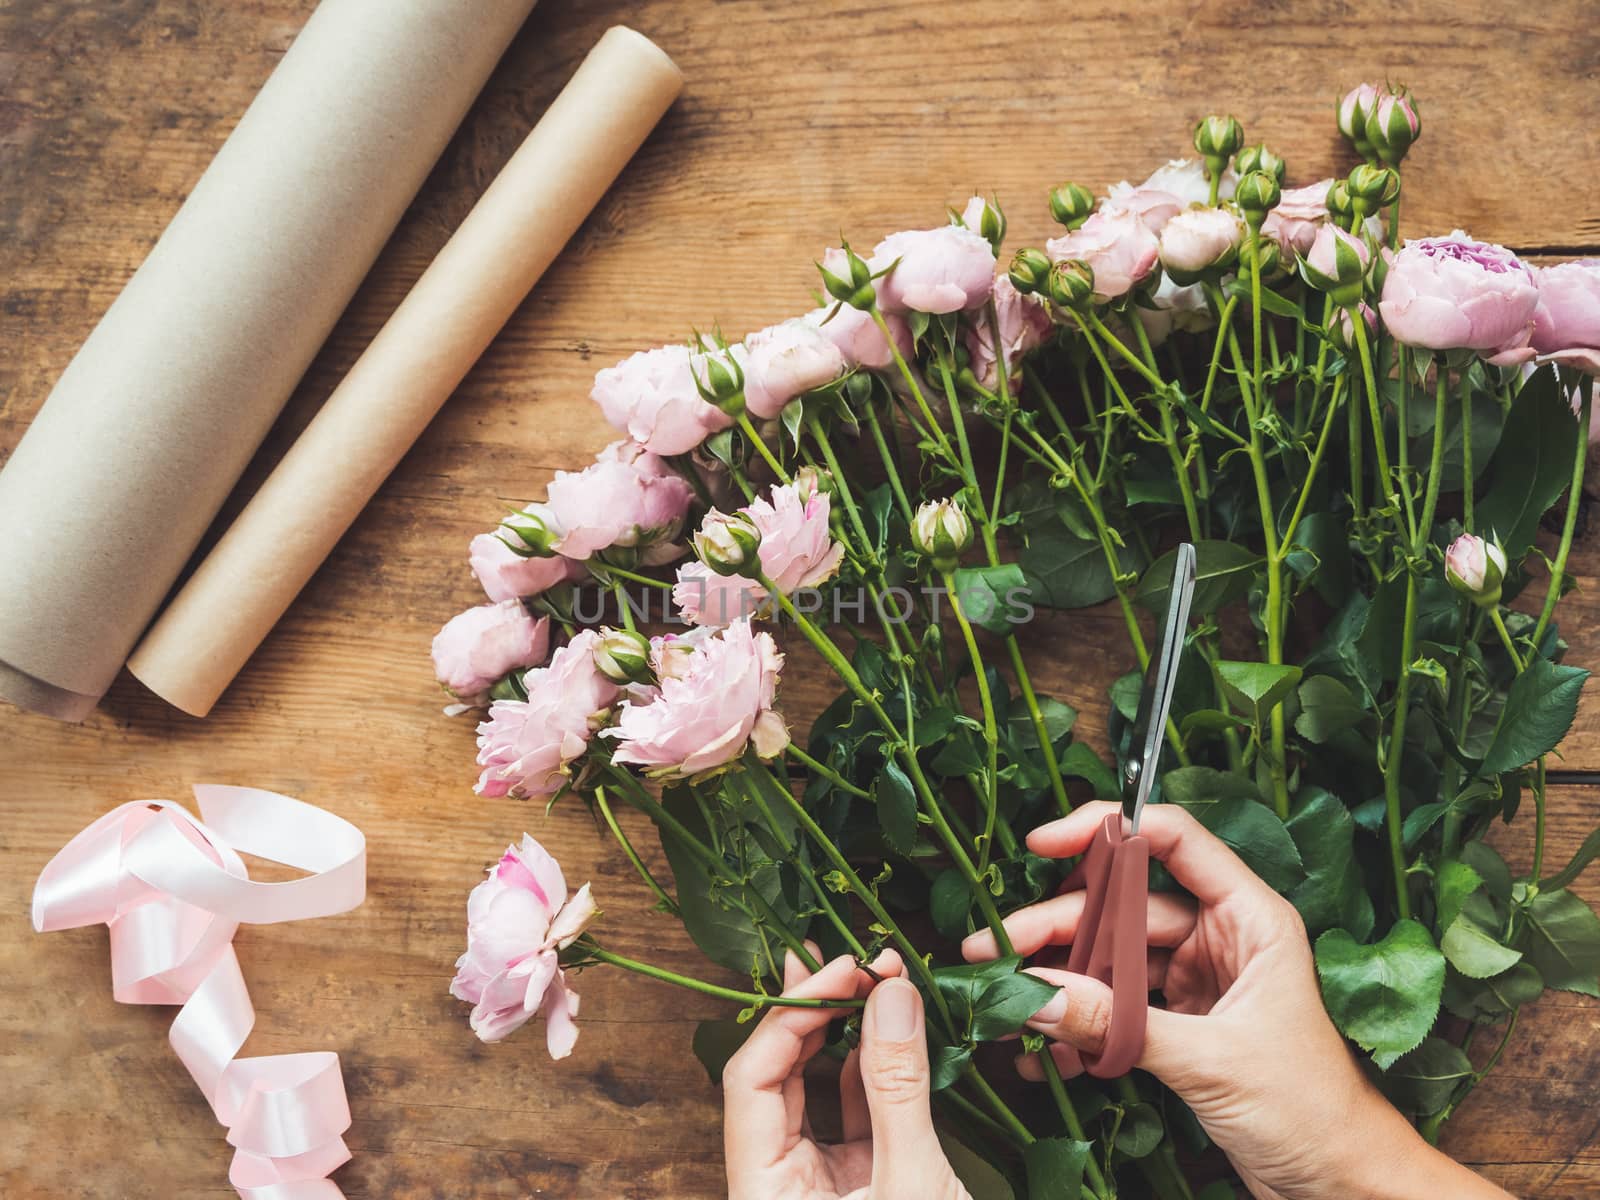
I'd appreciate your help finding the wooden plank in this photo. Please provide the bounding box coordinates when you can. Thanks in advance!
[3,1,1600,1196]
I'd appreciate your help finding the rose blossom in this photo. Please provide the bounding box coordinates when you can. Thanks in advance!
[1531,259,1600,376]
[967,275,1052,390]
[450,834,598,1054]
[474,630,620,800]
[591,343,733,457]
[601,618,789,777]
[431,601,550,709]
[544,440,693,562]
[741,319,849,418]
[803,304,912,371]
[1262,180,1333,256]
[1157,206,1243,281]
[1046,207,1160,303]
[1378,232,1539,363]
[870,224,997,314]
[674,478,845,626]
[1103,159,1237,235]
[469,533,581,603]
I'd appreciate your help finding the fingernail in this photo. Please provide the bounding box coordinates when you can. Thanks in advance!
[1030,988,1068,1027]
[870,978,920,1041]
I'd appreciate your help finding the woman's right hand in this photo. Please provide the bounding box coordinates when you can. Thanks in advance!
[962,801,1512,1200]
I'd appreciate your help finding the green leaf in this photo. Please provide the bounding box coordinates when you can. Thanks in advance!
[1443,961,1545,1020]
[1480,658,1588,774]
[930,1043,973,1091]
[875,760,918,855]
[1114,1102,1164,1158]
[1543,824,1600,892]
[1293,674,1369,744]
[1434,859,1484,932]
[1441,915,1523,979]
[1460,841,1513,902]
[1057,741,1121,801]
[692,1018,754,1084]
[1517,888,1600,997]
[1164,768,1304,892]
[930,868,973,940]
[1286,789,1374,939]
[1022,1136,1090,1200]
[1478,366,1581,559]
[1315,919,1446,1068]
[1021,525,1123,610]
[933,955,1024,1029]
[1213,661,1303,724]
[931,731,985,777]
[1138,540,1261,619]
[951,563,1031,634]
[939,1130,1016,1200]
[1194,1185,1238,1200]
[1008,696,1077,754]
[1380,1036,1473,1117]
[971,972,1059,1041]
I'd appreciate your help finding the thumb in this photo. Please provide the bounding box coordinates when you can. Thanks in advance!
[1023,967,1206,1086]
[860,979,947,1199]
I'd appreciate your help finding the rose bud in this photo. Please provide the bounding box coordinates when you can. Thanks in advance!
[1047,257,1096,310]
[1329,302,1378,353]
[1048,182,1097,230]
[1158,206,1244,286]
[1325,179,1356,221]
[1299,224,1371,307]
[1234,143,1287,184]
[819,242,877,311]
[1445,533,1507,607]
[1346,163,1401,217]
[911,498,974,572]
[592,626,654,685]
[1234,170,1282,228]
[499,503,561,558]
[693,510,763,577]
[1008,246,1053,295]
[1365,87,1420,166]
[1337,83,1380,155]
[960,194,1007,254]
[691,339,747,417]
[1192,114,1245,177]
[792,464,835,500]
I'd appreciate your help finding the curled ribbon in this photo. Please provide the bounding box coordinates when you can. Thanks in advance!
[32,785,367,1199]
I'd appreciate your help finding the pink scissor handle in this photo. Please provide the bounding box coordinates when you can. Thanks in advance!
[1063,812,1149,1078]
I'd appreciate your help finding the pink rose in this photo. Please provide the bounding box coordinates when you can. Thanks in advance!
[474,630,620,800]
[544,441,693,562]
[1531,260,1600,376]
[601,618,789,777]
[804,304,912,371]
[967,275,1052,390]
[1378,232,1539,364]
[742,319,849,419]
[469,533,581,603]
[870,224,997,314]
[450,834,598,1055]
[431,601,550,708]
[673,481,846,626]
[1105,159,1236,224]
[1157,206,1243,281]
[591,343,734,457]
[1262,180,1333,256]
[1136,274,1214,346]
[1046,207,1160,303]
[1101,183,1185,234]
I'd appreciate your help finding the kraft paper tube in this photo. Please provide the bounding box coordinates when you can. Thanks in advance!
[0,0,541,722]
[127,27,684,717]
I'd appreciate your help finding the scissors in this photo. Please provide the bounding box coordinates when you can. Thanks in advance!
[1063,541,1196,1078]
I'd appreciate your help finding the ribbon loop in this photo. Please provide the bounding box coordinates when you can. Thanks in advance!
[33,786,366,1199]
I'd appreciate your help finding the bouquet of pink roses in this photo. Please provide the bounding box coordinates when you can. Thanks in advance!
[432,83,1600,1197]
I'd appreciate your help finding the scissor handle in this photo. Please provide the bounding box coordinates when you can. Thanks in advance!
[1062,813,1149,1079]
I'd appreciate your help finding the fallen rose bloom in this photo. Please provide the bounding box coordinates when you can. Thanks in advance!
[1531,259,1600,376]
[1046,207,1160,303]
[474,630,620,801]
[469,532,582,603]
[741,318,849,418]
[431,600,550,709]
[871,223,998,314]
[967,275,1052,391]
[544,440,693,563]
[601,618,789,777]
[450,833,598,1055]
[1262,180,1333,256]
[591,342,734,457]
[1378,232,1539,363]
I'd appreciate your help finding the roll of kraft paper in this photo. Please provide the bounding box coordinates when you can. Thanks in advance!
[127,26,684,718]
[0,0,541,722]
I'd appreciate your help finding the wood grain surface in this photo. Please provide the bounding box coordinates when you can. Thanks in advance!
[3,1,1600,1196]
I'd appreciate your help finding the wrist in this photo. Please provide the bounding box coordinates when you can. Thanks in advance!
[1330,1104,1510,1199]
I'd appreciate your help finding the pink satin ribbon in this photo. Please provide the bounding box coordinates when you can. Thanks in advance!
[32,785,367,1199]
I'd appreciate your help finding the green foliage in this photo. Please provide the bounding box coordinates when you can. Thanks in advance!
[1315,920,1446,1068]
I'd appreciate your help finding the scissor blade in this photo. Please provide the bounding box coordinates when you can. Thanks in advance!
[1125,543,1197,832]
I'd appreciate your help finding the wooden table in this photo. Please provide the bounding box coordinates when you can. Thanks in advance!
[4,2,1600,1195]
